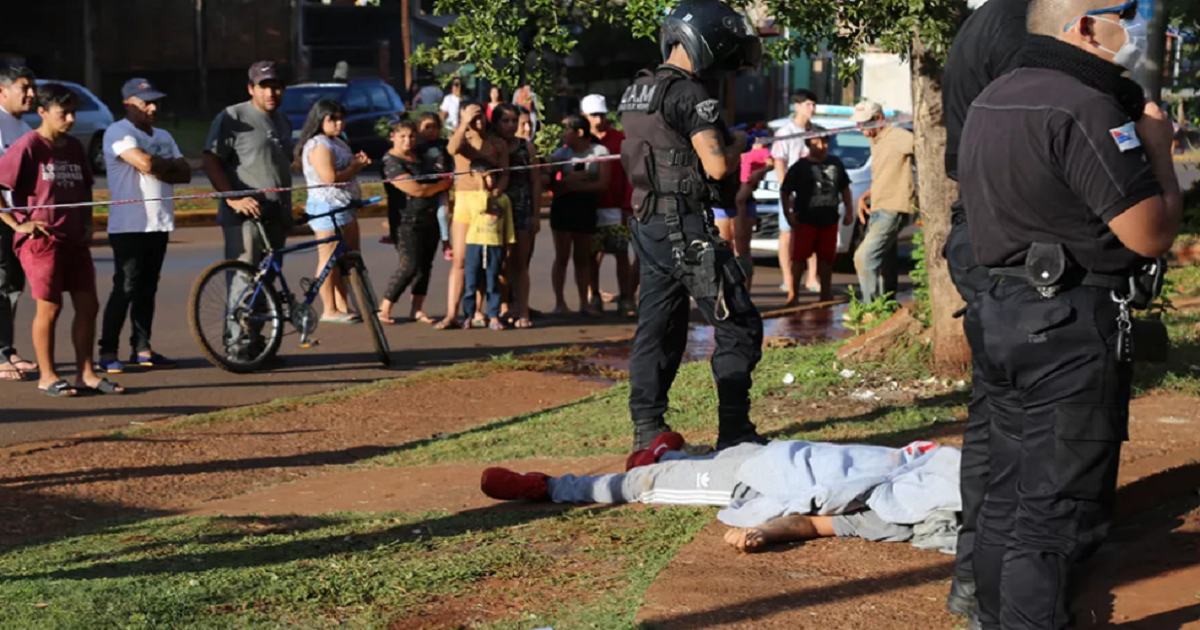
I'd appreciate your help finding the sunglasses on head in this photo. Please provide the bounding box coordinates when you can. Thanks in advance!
[1065,0,1138,31]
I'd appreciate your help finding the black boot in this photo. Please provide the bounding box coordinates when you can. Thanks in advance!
[632,417,672,451]
[715,416,766,451]
[946,577,977,617]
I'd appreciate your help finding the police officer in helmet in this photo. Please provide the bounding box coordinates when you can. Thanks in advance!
[959,0,1182,627]
[618,0,765,451]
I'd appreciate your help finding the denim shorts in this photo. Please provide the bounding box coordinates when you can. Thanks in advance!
[713,201,758,221]
[306,198,359,233]
[775,202,791,232]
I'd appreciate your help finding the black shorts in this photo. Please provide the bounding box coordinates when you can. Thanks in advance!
[550,193,597,234]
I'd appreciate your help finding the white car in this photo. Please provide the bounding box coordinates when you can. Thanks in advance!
[23,80,115,175]
[749,105,897,259]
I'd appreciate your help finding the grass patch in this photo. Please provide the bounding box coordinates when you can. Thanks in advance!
[366,339,947,469]
[0,507,711,629]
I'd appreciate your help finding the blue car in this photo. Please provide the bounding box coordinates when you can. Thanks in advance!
[282,79,406,159]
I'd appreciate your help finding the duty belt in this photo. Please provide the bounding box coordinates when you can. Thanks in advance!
[988,267,1128,292]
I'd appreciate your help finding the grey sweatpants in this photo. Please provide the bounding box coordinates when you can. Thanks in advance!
[547,442,914,542]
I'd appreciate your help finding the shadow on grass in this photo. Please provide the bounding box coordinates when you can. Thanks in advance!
[3,504,609,583]
[763,389,970,443]
[0,394,605,548]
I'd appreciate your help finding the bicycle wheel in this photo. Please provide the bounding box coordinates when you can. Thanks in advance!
[342,254,392,367]
[189,260,284,373]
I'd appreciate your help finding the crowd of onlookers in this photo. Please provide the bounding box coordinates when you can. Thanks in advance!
[0,58,920,396]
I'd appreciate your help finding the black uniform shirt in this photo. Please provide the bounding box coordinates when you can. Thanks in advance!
[657,67,728,143]
[943,0,1029,182]
[959,68,1162,274]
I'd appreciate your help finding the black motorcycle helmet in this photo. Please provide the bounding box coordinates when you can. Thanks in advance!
[660,0,763,74]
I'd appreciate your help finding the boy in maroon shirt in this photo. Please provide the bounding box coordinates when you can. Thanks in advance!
[0,83,123,396]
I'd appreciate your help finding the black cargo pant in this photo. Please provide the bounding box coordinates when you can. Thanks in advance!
[628,208,763,439]
[973,280,1130,630]
[944,201,994,601]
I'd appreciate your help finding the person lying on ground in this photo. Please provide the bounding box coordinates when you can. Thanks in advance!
[482,433,961,554]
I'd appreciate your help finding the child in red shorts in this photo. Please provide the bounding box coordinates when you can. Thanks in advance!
[779,135,853,303]
[0,83,122,397]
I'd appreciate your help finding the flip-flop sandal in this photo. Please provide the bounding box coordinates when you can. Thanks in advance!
[39,379,78,397]
[489,320,507,331]
[321,314,359,324]
[434,319,460,330]
[83,378,125,396]
[11,360,37,372]
[514,318,534,329]
[411,314,436,324]
[0,367,27,382]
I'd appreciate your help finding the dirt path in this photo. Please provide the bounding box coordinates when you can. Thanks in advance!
[637,395,1200,630]
[0,371,608,545]
[187,456,625,518]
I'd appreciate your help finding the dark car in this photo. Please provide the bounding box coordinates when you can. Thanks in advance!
[282,79,406,159]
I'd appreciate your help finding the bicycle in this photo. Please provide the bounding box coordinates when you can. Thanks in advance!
[188,197,391,373]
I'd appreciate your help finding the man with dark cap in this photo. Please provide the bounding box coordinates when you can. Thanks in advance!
[617,0,765,451]
[96,78,191,374]
[203,61,293,361]
[959,0,1181,627]
[938,0,1030,621]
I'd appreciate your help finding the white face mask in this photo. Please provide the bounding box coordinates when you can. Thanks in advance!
[1092,13,1148,70]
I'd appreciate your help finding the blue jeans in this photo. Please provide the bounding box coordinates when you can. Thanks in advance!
[436,196,450,242]
[462,244,504,320]
[853,209,909,303]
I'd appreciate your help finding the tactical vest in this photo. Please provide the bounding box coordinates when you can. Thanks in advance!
[617,66,713,222]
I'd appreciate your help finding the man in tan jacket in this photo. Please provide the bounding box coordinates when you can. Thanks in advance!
[851,100,915,303]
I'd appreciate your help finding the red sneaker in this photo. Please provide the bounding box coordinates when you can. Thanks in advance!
[625,432,686,471]
[480,467,550,501]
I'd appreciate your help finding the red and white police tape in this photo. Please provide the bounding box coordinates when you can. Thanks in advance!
[1,114,911,214]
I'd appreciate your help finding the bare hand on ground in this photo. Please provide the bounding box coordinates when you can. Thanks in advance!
[724,527,770,553]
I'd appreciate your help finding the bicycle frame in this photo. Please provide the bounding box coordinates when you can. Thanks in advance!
[252,221,348,310]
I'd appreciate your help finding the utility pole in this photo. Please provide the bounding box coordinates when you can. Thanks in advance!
[1133,0,1169,101]
[195,0,209,115]
[402,0,413,92]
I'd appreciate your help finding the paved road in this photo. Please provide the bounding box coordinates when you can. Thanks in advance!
[9,161,1191,447]
[2,221,834,447]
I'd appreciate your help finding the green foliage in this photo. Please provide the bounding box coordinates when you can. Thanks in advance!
[534,122,565,160]
[910,228,931,325]
[374,115,393,140]
[843,287,901,336]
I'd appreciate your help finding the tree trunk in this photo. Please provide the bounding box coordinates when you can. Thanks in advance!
[911,34,971,373]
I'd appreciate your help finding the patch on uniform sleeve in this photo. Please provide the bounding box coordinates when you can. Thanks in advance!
[1109,122,1141,152]
[695,99,720,123]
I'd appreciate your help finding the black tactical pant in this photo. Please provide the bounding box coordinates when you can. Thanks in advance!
[628,209,763,442]
[973,280,1130,630]
[945,200,994,606]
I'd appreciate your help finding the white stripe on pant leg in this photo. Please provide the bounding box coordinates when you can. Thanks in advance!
[635,489,734,506]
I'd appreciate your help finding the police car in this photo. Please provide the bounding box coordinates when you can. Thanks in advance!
[749,105,893,259]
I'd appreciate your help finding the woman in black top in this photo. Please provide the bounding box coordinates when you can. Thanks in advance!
[491,103,541,328]
[378,120,453,324]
